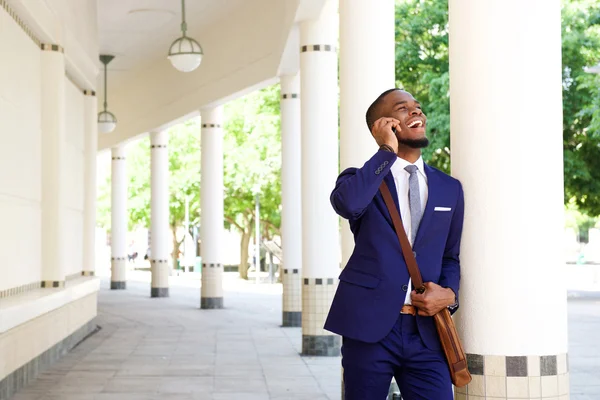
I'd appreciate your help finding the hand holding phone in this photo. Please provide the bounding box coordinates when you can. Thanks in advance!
[371,117,400,153]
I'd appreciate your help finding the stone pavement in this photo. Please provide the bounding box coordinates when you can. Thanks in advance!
[7,271,600,400]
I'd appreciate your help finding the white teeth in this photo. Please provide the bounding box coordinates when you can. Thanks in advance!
[408,120,423,128]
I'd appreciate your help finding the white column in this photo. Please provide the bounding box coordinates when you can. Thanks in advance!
[111,145,127,289]
[339,0,396,267]
[200,107,224,309]
[82,90,98,277]
[300,0,340,356]
[40,44,67,288]
[280,74,302,327]
[449,1,569,398]
[150,131,170,297]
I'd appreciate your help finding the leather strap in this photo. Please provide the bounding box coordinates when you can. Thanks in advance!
[380,181,425,292]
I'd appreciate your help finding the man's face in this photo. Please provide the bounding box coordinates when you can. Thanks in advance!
[383,90,428,148]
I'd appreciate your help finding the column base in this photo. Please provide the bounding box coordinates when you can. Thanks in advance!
[282,311,302,327]
[110,281,126,290]
[457,353,569,399]
[201,297,224,309]
[81,271,95,277]
[151,287,169,298]
[302,335,340,357]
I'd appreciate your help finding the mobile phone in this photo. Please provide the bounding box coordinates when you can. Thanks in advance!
[392,127,397,134]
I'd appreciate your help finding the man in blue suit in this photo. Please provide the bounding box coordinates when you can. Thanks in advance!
[324,89,465,399]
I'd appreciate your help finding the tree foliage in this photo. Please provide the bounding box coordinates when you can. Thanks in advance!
[395,0,600,216]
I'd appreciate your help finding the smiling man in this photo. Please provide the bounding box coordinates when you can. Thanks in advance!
[324,89,465,399]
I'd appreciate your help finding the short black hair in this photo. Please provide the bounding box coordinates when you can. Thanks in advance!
[365,88,402,131]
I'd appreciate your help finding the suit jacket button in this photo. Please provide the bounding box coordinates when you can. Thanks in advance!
[402,285,408,292]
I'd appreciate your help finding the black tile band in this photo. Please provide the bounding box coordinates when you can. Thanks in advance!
[151,287,169,298]
[0,281,41,298]
[304,278,335,285]
[301,44,337,53]
[202,123,221,128]
[110,281,126,290]
[111,157,126,161]
[1,0,41,47]
[41,281,65,288]
[151,145,167,148]
[81,271,95,277]
[150,259,169,263]
[281,93,299,99]
[201,297,224,309]
[282,311,301,327]
[111,257,126,261]
[302,335,341,356]
[283,269,300,274]
[40,43,64,53]
[0,319,98,400]
[83,90,96,96]
[466,353,567,376]
[202,263,223,268]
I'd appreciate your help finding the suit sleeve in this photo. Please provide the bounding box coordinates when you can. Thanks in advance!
[438,181,464,315]
[330,149,398,220]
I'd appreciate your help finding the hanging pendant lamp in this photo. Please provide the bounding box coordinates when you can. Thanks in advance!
[168,0,203,72]
[97,55,117,134]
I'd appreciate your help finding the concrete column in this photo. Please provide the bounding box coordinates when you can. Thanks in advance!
[449,1,569,398]
[339,0,396,266]
[200,107,224,309]
[82,90,98,278]
[150,131,170,297]
[40,43,67,288]
[111,146,127,289]
[299,0,340,356]
[280,74,302,327]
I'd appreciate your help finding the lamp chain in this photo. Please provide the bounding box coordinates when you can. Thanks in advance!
[180,0,187,36]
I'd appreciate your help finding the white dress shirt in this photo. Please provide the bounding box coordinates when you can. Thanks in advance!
[389,156,428,305]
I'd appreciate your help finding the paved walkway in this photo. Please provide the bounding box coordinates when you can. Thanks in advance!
[7,271,600,400]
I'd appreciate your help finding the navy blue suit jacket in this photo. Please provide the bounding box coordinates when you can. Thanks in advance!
[324,149,465,350]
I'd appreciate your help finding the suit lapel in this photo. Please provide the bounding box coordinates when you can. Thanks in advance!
[382,171,401,226]
[414,164,439,246]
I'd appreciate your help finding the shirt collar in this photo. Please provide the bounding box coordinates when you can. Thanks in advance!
[392,155,427,181]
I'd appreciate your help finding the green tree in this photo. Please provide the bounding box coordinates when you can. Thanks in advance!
[223,84,282,279]
[395,0,600,216]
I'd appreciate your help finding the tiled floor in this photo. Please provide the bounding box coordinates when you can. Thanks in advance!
[9,273,341,400]
[6,271,600,400]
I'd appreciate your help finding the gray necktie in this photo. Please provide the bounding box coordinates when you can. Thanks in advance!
[404,165,422,244]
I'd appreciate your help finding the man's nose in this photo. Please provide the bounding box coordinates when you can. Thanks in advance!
[410,107,422,115]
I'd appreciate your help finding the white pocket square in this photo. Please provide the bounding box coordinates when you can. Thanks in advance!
[434,207,452,212]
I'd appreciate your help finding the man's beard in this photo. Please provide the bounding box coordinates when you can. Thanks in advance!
[399,137,430,149]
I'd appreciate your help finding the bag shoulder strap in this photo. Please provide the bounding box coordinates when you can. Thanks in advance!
[379,180,425,292]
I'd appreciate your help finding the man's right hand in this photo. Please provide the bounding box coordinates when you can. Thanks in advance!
[371,117,400,153]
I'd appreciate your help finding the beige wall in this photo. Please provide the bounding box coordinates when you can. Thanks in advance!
[0,292,97,381]
[0,6,43,291]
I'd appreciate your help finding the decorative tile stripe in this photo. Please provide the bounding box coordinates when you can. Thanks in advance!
[111,256,126,261]
[202,123,221,128]
[304,278,335,285]
[302,335,340,356]
[83,90,96,96]
[203,263,223,268]
[0,319,98,400]
[110,281,126,290]
[301,44,337,53]
[40,43,64,53]
[466,353,568,376]
[81,271,95,277]
[0,0,41,46]
[0,281,41,298]
[111,157,126,161]
[151,287,169,298]
[150,259,169,263]
[150,145,167,149]
[201,297,224,309]
[283,269,300,274]
[281,93,299,99]
[41,281,65,288]
[282,311,301,327]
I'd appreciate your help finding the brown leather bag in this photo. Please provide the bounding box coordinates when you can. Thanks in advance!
[380,181,472,388]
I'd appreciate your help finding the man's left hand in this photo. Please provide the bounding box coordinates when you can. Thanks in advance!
[410,282,456,317]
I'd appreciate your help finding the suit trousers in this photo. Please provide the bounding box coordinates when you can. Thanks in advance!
[342,314,453,400]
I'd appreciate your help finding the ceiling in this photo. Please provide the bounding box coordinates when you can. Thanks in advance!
[97,0,245,87]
